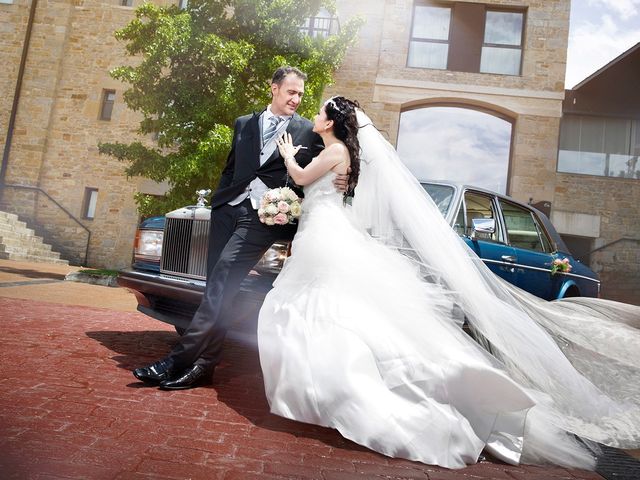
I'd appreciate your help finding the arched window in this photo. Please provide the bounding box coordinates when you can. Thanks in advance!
[397,106,513,194]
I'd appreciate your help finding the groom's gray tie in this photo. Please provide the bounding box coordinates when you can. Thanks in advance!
[263,116,283,145]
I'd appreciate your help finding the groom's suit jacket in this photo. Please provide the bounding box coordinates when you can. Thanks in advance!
[211,110,324,209]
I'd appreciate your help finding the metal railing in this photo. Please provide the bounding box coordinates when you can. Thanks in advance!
[590,237,640,255]
[0,183,91,265]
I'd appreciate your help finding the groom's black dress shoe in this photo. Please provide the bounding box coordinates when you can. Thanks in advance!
[132,358,177,384]
[159,365,213,390]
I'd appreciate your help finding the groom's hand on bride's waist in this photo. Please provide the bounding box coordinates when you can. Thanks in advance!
[333,167,351,193]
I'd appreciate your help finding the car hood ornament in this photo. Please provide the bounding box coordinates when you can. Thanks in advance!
[195,189,211,207]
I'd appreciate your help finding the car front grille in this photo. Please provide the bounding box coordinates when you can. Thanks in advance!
[160,217,209,280]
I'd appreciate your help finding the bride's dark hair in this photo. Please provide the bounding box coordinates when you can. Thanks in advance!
[324,96,361,200]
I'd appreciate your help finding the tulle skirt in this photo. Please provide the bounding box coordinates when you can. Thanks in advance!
[258,193,596,469]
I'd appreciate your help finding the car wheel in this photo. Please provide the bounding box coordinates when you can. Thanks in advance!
[562,286,580,298]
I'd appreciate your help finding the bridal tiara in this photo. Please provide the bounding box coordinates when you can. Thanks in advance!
[324,97,341,113]
[325,96,353,115]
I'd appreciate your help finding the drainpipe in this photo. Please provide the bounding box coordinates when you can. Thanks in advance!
[0,0,39,202]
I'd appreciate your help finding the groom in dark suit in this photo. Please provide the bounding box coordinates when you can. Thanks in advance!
[133,66,324,389]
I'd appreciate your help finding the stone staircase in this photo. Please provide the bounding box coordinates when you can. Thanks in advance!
[0,210,68,265]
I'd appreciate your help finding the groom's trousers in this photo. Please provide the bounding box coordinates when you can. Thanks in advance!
[167,198,296,370]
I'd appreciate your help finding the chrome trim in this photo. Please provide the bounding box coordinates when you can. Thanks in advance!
[481,259,600,283]
[481,258,516,270]
[159,273,206,287]
[160,217,209,280]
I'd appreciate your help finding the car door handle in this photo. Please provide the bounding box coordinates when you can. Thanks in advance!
[501,255,516,262]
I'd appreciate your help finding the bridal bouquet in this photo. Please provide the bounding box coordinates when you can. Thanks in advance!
[551,257,572,275]
[258,187,302,225]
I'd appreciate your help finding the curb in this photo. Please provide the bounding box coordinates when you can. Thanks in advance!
[64,271,118,287]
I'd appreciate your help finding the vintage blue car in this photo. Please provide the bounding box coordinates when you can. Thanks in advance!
[118,181,599,332]
[422,181,600,300]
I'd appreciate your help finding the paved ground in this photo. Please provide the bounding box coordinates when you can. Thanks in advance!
[0,259,629,479]
[0,259,137,312]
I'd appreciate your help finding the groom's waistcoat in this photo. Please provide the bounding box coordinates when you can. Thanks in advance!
[211,111,323,209]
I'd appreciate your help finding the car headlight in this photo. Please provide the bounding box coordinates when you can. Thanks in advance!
[134,229,163,262]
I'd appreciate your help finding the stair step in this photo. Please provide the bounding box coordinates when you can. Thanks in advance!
[0,235,51,250]
[0,251,68,265]
[0,210,69,265]
[0,244,59,258]
[0,211,19,222]
[0,224,36,237]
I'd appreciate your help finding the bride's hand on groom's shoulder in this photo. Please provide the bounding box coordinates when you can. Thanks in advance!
[276,133,301,160]
[333,167,351,193]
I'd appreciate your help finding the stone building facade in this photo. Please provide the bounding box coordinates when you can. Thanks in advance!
[0,0,172,268]
[1,0,637,303]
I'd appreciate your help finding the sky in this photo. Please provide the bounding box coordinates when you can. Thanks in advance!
[566,0,640,88]
[397,108,512,193]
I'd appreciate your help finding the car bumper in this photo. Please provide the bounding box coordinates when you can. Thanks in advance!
[118,268,205,304]
[117,268,276,329]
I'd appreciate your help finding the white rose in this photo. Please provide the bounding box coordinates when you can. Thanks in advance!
[265,204,279,215]
[290,202,302,217]
[265,217,275,226]
[267,189,280,202]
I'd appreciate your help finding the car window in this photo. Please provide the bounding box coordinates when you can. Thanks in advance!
[499,200,546,252]
[461,191,502,242]
[534,215,554,253]
[421,183,455,218]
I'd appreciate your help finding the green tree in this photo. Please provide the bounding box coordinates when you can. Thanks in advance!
[99,0,361,217]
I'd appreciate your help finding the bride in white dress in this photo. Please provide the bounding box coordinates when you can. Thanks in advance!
[258,97,640,470]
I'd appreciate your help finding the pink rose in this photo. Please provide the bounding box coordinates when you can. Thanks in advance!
[267,190,280,202]
[273,213,288,225]
[277,201,290,213]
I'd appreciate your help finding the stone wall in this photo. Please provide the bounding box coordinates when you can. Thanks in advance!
[0,0,31,161]
[554,174,640,304]
[1,0,173,268]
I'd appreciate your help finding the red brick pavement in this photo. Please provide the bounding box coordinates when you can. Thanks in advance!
[0,297,603,480]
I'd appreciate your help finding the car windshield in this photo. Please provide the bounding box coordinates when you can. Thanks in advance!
[421,183,455,217]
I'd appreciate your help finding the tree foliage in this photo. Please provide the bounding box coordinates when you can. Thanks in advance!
[99,0,361,217]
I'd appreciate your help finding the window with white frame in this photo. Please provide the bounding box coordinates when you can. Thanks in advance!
[407,2,525,75]
[558,115,640,179]
[407,5,451,69]
[480,10,524,75]
[100,89,116,121]
[82,188,99,220]
[300,8,339,38]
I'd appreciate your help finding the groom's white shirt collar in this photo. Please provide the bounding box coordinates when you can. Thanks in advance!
[263,105,292,125]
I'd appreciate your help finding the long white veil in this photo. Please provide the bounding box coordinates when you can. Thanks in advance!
[352,110,640,450]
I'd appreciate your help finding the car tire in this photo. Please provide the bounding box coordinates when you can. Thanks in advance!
[562,286,580,298]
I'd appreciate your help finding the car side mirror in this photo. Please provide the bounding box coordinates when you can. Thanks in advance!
[471,218,495,239]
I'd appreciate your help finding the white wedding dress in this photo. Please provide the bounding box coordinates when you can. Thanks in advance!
[258,113,640,470]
